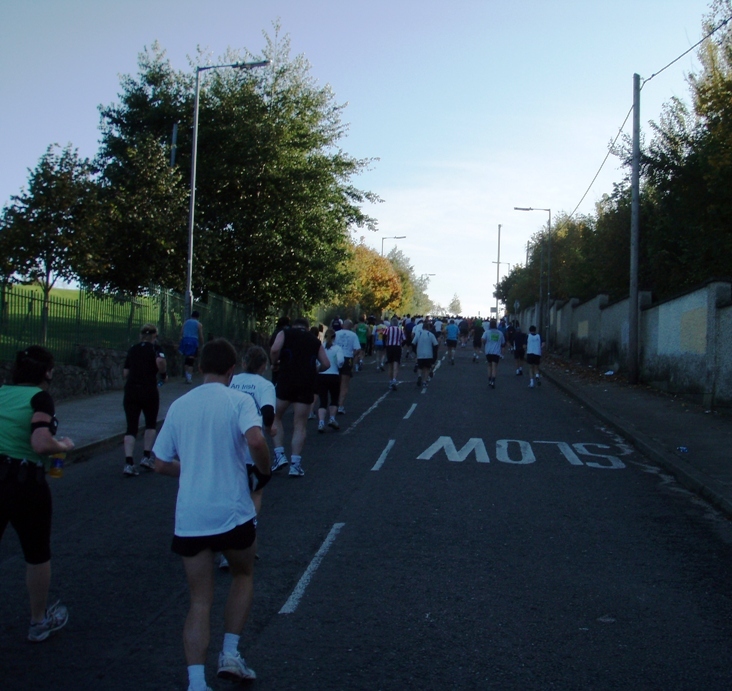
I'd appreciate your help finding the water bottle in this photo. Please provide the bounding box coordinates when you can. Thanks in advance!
[48,453,65,478]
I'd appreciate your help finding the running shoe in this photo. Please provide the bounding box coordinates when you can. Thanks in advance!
[123,464,139,477]
[308,412,317,420]
[139,457,155,471]
[529,379,535,388]
[289,463,305,477]
[217,651,256,681]
[271,453,289,472]
[328,417,340,430]
[337,406,346,415]
[318,420,325,433]
[28,601,68,642]
[416,375,422,387]
[536,376,541,387]
[218,554,230,570]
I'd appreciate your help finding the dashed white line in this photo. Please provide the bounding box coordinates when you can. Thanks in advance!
[342,391,391,435]
[371,439,396,471]
[279,522,346,614]
[404,403,417,419]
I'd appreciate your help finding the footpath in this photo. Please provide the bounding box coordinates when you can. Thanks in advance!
[57,357,732,519]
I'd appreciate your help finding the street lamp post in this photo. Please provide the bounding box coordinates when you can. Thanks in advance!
[381,235,406,256]
[185,59,270,319]
[514,206,552,345]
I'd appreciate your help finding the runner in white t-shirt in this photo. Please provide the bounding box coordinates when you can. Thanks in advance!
[526,325,543,388]
[153,339,270,689]
[334,319,362,414]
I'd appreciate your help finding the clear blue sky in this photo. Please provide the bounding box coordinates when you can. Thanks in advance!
[0,0,714,316]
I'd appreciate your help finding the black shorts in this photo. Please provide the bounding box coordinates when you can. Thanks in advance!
[526,353,541,365]
[473,338,483,348]
[386,345,402,364]
[171,518,256,557]
[514,347,525,360]
[485,354,501,363]
[0,464,52,565]
[123,385,160,436]
[446,339,458,349]
[275,380,315,405]
[417,357,433,370]
[340,357,354,377]
[317,373,341,409]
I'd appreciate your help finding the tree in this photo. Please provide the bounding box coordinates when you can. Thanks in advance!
[340,243,402,316]
[448,294,461,315]
[3,145,97,342]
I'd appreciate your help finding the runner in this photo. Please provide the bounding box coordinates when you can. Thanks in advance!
[269,317,330,476]
[472,317,485,363]
[153,338,271,689]
[316,329,344,432]
[384,316,405,391]
[0,346,75,643]
[122,323,166,476]
[179,311,204,385]
[526,325,544,388]
[513,322,527,376]
[445,318,459,365]
[354,316,369,372]
[481,318,506,389]
[373,320,386,371]
[334,319,362,415]
[458,317,470,347]
[413,318,438,389]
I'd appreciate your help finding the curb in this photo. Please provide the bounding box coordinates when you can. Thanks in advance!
[543,370,732,520]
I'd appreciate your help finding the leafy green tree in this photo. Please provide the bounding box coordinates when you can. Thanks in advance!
[448,294,461,314]
[3,144,97,342]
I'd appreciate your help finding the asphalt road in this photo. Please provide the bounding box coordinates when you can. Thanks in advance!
[2,346,732,690]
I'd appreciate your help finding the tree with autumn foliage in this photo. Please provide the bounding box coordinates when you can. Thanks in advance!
[340,243,402,317]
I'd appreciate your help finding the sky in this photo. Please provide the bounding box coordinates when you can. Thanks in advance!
[0,0,715,317]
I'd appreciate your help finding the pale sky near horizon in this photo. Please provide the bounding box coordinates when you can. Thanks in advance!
[0,1,715,316]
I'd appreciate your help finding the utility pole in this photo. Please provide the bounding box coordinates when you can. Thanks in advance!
[495,224,501,317]
[628,73,641,384]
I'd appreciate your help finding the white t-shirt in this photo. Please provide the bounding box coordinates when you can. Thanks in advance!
[153,382,262,537]
[526,333,542,356]
[321,343,345,375]
[230,372,276,466]
[433,319,443,333]
[482,328,506,355]
[334,329,361,357]
[414,328,438,359]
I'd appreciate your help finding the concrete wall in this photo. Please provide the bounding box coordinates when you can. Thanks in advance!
[519,280,732,408]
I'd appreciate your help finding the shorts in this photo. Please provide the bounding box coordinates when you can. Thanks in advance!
[386,345,402,364]
[417,358,433,370]
[179,337,199,362]
[171,518,256,557]
[340,357,354,376]
[485,354,501,363]
[123,385,160,436]
[526,353,541,365]
[446,339,458,349]
[514,347,525,360]
[317,373,341,409]
[276,380,316,405]
[473,338,483,348]
[0,462,52,564]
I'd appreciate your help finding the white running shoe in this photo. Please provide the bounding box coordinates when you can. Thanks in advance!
[271,454,289,472]
[218,554,230,570]
[217,650,256,681]
[123,464,139,477]
[328,417,340,430]
[289,463,305,477]
[28,601,69,642]
[337,406,346,415]
[317,420,326,433]
[139,457,155,471]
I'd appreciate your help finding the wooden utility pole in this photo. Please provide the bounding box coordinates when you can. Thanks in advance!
[629,73,641,384]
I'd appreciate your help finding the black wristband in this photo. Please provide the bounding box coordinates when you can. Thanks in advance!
[248,465,271,492]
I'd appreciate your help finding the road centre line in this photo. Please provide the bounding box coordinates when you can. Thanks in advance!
[342,391,391,435]
[404,403,417,419]
[371,439,396,471]
[279,522,346,614]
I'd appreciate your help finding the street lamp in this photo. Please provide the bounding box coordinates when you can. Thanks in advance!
[185,59,270,318]
[514,206,551,344]
[381,235,406,256]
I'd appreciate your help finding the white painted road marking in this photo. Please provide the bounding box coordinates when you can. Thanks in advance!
[279,523,346,614]
[371,439,396,471]
[343,391,391,435]
[404,403,417,419]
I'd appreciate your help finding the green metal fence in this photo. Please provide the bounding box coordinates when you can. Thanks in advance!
[0,285,255,364]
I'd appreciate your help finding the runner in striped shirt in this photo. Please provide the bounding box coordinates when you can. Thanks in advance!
[384,316,405,391]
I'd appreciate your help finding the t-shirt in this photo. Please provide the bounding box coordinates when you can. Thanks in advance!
[385,325,405,347]
[124,341,164,388]
[277,327,322,391]
[527,333,542,356]
[0,385,55,466]
[445,323,459,340]
[182,318,201,341]
[320,343,345,375]
[153,383,261,537]
[482,328,506,355]
[229,372,275,464]
[355,322,369,345]
[414,328,438,359]
[374,324,386,346]
[335,329,361,357]
[433,319,443,334]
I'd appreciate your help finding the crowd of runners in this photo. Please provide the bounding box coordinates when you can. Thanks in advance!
[0,310,543,691]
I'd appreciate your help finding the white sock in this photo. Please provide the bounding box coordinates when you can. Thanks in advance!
[274,447,285,457]
[187,665,206,690]
[223,632,240,656]
[291,454,302,466]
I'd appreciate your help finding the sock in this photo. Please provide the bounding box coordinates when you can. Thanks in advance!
[125,456,133,465]
[274,446,285,458]
[291,454,302,466]
[223,632,240,656]
[143,450,151,459]
[187,665,206,691]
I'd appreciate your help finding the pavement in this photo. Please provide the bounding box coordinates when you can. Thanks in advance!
[56,356,732,519]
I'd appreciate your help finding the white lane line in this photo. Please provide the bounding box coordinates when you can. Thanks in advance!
[404,403,417,419]
[279,522,346,614]
[371,439,396,471]
[342,391,391,435]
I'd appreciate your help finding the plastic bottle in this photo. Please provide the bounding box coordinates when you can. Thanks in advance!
[48,452,65,478]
